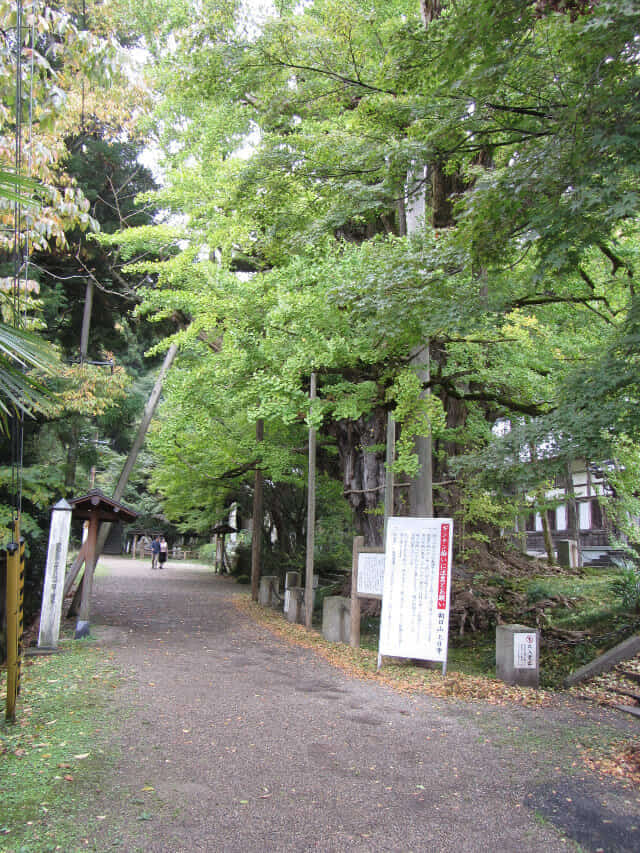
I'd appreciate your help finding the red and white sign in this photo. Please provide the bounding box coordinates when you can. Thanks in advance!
[379,517,453,663]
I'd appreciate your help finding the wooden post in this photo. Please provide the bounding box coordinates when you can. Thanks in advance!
[350,536,364,648]
[5,539,19,722]
[63,540,87,597]
[384,414,395,542]
[305,372,317,629]
[251,419,264,601]
[80,280,94,361]
[77,511,98,634]
[408,344,433,517]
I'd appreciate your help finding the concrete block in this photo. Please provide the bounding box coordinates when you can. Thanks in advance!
[496,624,539,688]
[322,596,351,644]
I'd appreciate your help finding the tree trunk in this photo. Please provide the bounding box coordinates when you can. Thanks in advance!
[329,410,387,546]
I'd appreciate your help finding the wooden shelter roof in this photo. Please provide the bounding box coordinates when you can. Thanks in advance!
[68,489,138,523]
[211,522,236,535]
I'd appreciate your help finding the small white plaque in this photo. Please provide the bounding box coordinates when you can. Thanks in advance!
[357,552,385,598]
[513,632,537,669]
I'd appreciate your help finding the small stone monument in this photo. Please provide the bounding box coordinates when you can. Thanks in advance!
[284,571,300,614]
[258,575,279,607]
[496,624,539,688]
[287,587,305,624]
[322,596,351,644]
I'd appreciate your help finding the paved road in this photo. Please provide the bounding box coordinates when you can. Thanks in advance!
[87,557,638,852]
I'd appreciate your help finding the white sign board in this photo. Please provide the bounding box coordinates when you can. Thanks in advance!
[513,632,537,669]
[38,500,72,649]
[379,517,453,663]
[357,552,385,598]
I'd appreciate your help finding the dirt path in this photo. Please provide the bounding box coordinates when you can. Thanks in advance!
[85,557,638,852]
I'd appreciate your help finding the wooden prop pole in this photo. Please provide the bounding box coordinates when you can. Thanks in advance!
[304,372,317,629]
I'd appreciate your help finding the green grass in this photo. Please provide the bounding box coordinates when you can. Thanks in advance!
[0,641,121,852]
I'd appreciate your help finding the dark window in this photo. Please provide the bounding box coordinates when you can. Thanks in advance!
[591,499,603,529]
[547,509,557,531]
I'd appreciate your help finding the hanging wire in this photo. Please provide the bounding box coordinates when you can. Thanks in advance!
[9,0,35,541]
[10,0,25,542]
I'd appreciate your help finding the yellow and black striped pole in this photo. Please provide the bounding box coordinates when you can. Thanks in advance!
[5,521,24,723]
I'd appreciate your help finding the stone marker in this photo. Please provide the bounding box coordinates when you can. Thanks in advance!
[38,499,72,649]
[258,575,279,607]
[496,624,539,688]
[287,587,305,624]
[322,596,351,644]
[284,571,300,613]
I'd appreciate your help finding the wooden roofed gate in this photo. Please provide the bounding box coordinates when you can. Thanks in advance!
[62,489,137,637]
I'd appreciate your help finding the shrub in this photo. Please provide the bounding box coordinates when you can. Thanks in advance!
[610,561,640,613]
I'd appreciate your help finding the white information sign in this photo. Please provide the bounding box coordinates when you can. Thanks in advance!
[379,517,453,663]
[38,499,72,649]
[357,552,385,598]
[513,632,537,669]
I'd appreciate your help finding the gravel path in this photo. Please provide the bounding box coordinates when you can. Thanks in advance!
[85,557,639,852]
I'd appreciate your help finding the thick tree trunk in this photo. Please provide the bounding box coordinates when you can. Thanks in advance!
[329,410,387,546]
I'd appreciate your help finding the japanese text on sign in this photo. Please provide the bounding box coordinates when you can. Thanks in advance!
[379,517,453,663]
[513,632,537,669]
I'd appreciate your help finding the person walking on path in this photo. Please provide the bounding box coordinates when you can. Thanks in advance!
[150,535,160,570]
[158,535,168,569]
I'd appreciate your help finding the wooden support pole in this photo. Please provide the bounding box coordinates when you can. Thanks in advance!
[408,345,433,517]
[80,280,94,361]
[305,372,317,629]
[384,414,395,542]
[95,342,179,561]
[350,536,364,649]
[251,419,264,601]
[77,513,98,633]
[5,540,19,722]
[63,540,88,597]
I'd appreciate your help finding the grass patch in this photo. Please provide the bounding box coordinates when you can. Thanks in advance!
[0,641,121,852]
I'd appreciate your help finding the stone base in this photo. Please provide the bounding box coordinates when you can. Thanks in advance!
[496,624,539,688]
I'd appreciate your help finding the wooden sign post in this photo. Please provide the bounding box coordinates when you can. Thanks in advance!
[350,537,385,648]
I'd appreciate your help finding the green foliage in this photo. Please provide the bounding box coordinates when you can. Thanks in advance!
[113,0,640,551]
[610,561,640,614]
[600,435,640,545]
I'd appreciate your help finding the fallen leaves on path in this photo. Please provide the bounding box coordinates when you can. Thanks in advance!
[582,742,640,789]
[234,596,640,789]
[233,596,552,708]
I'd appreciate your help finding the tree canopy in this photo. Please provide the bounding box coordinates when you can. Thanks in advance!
[114,0,638,555]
